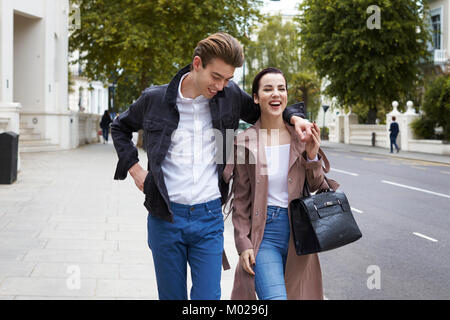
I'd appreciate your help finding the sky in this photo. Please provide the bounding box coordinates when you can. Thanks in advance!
[234,0,303,87]
[260,0,302,16]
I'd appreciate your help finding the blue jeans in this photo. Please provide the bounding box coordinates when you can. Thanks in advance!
[390,135,399,153]
[147,198,224,300]
[254,206,290,300]
[102,128,109,142]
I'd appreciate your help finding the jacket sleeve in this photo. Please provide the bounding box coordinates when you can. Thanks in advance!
[239,87,305,125]
[301,148,340,192]
[111,90,150,180]
[230,146,254,255]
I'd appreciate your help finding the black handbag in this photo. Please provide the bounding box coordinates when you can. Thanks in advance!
[289,176,362,255]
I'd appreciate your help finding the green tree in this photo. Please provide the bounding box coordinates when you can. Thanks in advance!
[69,0,262,112]
[411,74,450,141]
[244,14,321,117]
[297,0,431,123]
[290,71,321,120]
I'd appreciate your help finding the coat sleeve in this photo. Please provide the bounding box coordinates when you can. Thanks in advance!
[301,148,340,192]
[110,90,150,180]
[230,146,254,255]
[238,86,305,125]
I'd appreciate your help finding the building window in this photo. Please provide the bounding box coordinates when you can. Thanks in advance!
[431,14,441,50]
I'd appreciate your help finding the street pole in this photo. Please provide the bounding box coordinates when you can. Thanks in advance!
[321,105,329,140]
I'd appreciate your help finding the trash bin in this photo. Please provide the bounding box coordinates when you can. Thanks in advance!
[0,132,19,184]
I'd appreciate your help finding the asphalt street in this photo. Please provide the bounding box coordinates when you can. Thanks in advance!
[318,147,450,299]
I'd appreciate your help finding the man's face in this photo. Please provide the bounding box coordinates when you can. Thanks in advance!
[192,57,235,99]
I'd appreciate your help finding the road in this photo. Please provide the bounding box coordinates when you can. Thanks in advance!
[317,148,450,299]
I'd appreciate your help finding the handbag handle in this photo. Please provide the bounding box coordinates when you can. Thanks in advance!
[302,175,334,198]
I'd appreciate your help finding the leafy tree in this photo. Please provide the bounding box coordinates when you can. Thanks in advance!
[290,71,321,120]
[69,0,262,112]
[244,14,321,117]
[411,74,450,141]
[297,0,431,123]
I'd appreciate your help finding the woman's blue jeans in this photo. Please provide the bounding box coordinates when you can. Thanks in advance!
[254,206,290,300]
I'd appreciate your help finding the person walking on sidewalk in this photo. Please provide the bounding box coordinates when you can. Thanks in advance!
[100,110,113,144]
[389,116,400,153]
[110,33,314,300]
[223,68,339,300]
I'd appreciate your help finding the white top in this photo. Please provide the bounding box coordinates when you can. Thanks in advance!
[265,144,291,208]
[161,73,221,205]
[265,144,319,208]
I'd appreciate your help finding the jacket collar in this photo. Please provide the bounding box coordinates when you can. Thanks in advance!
[234,119,304,173]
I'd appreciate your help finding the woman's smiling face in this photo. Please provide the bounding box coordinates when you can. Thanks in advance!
[253,72,288,118]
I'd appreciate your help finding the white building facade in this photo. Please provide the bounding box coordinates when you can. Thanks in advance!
[68,50,109,115]
[0,0,102,153]
[429,0,450,72]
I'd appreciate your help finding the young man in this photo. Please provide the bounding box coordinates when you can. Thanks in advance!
[111,32,313,300]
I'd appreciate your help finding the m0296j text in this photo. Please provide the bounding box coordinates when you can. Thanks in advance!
[227,304,269,317]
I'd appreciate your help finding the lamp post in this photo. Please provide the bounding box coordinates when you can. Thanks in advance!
[321,105,329,140]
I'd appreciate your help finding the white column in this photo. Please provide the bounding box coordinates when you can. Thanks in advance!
[399,101,420,151]
[344,108,358,144]
[386,101,402,149]
[0,1,14,103]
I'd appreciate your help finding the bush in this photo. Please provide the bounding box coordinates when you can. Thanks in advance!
[412,74,450,141]
[410,117,438,139]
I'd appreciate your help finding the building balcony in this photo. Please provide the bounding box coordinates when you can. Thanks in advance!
[434,49,448,63]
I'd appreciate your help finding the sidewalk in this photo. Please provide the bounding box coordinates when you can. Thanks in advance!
[0,142,237,300]
[321,141,450,165]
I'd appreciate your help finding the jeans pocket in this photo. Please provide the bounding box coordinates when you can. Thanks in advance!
[208,206,224,219]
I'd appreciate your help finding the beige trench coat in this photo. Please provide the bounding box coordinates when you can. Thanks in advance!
[223,120,339,300]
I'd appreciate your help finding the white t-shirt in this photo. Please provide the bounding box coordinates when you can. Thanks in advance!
[265,144,291,208]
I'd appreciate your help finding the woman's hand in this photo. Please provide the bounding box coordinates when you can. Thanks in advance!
[240,248,256,276]
[305,122,321,160]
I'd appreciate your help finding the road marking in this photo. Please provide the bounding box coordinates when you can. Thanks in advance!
[363,157,382,162]
[331,168,359,176]
[381,180,450,199]
[441,171,450,175]
[413,232,438,242]
[351,207,364,214]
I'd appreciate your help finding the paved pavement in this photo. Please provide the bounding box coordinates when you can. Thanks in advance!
[0,140,447,300]
[0,141,236,300]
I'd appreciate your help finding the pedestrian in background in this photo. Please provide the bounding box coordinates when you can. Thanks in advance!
[223,68,339,300]
[100,110,113,144]
[389,116,400,153]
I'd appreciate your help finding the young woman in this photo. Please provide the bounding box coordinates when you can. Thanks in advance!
[223,68,339,300]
